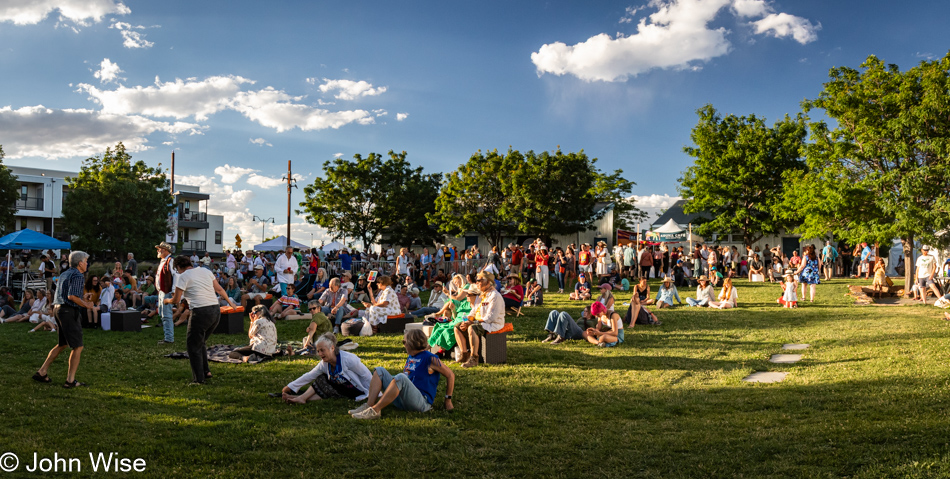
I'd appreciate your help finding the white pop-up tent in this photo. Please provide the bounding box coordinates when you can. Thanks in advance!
[253,235,309,251]
[321,241,344,252]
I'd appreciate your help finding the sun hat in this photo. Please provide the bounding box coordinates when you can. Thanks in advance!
[465,285,481,295]
[155,241,173,252]
[662,275,672,284]
[698,275,708,282]
[254,264,264,270]
[599,283,612,291]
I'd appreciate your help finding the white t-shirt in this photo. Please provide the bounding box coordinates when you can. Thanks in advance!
[916,254,936,278]
[176,267,220,308]
[274,254,298,284]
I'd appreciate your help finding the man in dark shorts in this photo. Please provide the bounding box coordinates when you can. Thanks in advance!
[33,251,93,388]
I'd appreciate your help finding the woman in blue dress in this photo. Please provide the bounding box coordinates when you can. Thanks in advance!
[795,244,821,302]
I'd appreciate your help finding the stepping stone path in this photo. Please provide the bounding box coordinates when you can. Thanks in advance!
[742,344,810,383]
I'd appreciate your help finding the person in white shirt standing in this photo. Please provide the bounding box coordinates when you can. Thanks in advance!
[274,246,299,296]
[226,250,237,276]
[915,245,941,302]
[164,255,235,384]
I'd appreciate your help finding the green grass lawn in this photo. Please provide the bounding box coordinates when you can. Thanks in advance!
[2,278,950,478]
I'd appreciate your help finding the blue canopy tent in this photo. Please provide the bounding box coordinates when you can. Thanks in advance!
[0,229,71,288]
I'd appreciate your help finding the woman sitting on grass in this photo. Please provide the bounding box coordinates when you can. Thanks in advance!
[229,305,278,362]
[655,276,681,309]
[585,301,625,347]
[634,277,654,305]
[596,283,615,312]
[685,275,714,307]
[27,289,49,323]
[282,332,373,405]
[709,277,738,309]
[428,285,479,354]
[350,328,455,420]
[0,289,34,323]
[173,299,191,326]
[623,293,660,327]
[28,300,55,333]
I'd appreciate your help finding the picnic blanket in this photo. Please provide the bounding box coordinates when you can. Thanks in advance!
[164,344,273,364]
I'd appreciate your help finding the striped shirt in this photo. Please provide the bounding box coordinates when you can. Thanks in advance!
[54,268,85,308]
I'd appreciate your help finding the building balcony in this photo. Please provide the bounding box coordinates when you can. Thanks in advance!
[16,196,44,211]
[178,209,209,229]
[179,240,207,254]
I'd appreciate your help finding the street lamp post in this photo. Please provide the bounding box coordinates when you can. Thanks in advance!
[252,215,274,244]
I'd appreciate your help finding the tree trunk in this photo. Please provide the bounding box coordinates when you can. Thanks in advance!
[902,235,914,297]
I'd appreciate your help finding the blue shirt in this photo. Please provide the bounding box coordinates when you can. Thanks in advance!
[404,351,440,404]
[54,267,85,308]
[339,252,352,270]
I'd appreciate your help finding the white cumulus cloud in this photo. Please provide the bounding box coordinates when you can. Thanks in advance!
[231,88,373,132]
[0,105,202,159]
[631,194,682,223]
[531,0,819,82]
[214,164,257,184]
[752,13,819,44]
[318,79,387,100]
[396,112,409,121]
[249,137,272,147]
[93,58,123,84]
[0,0,129,26]
[79,75,254,121]
[110,21,154,48]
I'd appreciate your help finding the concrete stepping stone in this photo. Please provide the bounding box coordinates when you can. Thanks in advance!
[769,354,802,364]
[743,372,787,383]
[782,344,810,350]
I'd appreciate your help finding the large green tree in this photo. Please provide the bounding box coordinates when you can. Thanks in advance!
[429,149,519,248]
[0,146,21,234]
[298,151,440,249]
[62,142,174,259]
[777,54,950,293]
[431,148,641,247]
[679,104,807,246]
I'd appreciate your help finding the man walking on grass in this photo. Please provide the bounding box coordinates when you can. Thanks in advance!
[33,251,94,388]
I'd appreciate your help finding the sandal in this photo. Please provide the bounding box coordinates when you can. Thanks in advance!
[32,372,51,383]
[63,380,86,388]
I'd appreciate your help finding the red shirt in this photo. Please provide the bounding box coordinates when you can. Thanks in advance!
[510,249,523,266]
[535,253,549,268]
[525,252,535,268]
[578,251,591,266]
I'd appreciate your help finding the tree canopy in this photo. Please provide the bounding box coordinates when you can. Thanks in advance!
[298,151,440,249]
[0,146,21,235]
[777,53,950,291]
[62,142,174,259]
[680,104,807,246]
[431,148,640,247]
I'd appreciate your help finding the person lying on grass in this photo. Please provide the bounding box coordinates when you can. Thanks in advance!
[282,332,372,405]
[585,301,625,347]
[542,304,593,344]
[350,328,455,420]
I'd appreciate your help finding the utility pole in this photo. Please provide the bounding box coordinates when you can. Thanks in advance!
[283,160,297,248]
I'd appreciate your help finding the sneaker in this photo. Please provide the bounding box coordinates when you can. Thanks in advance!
[551,336,567,345]
[333,326,341,335]
[27,329,35,333]
[541,333,557,343]
[157,340,174,345]
[352,406,380,420]
[455,350,470,364]
[348,403,371,415]
[462,356,479,368]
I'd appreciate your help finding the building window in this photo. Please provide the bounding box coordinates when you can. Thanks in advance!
[214,231,222,245]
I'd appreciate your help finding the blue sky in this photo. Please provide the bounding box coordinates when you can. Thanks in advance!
[2,0,949,248]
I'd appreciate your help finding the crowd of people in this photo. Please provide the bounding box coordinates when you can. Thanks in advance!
[17,235,950,422]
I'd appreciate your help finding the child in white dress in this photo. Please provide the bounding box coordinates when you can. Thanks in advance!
[777,271,798,308]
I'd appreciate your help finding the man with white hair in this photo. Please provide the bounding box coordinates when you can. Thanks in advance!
[275,246,299,296]
[126,252,138,277]
[33,251,94,388]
